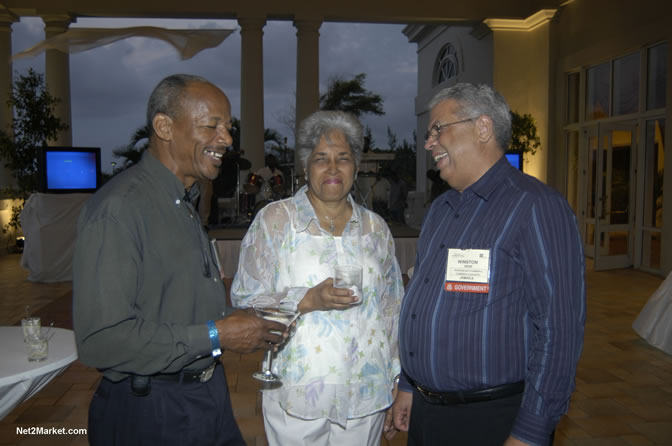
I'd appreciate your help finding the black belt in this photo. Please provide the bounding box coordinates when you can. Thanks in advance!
[152,362,218,384]
[411,378,524,405]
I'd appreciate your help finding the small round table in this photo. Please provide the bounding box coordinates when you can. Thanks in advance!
[0,326,78,420]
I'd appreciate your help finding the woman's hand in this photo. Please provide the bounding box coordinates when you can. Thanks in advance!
[297,278,358,313]
[383,378,400,440]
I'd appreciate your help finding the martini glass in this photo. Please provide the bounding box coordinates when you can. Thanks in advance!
[252,304,300,383]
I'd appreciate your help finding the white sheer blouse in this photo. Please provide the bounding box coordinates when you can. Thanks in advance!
[231,186,403,426]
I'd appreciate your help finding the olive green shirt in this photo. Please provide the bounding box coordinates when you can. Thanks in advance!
[73,152,225,381]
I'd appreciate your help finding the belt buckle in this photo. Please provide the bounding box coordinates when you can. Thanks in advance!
[417,385,436,400]
[199,363,215,382]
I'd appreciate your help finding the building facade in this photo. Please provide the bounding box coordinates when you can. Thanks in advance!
[0,0,670,274]
[405,0,671,275]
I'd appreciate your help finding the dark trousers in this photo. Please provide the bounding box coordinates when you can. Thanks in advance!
[88,365,244,446]
[408,388,525,446]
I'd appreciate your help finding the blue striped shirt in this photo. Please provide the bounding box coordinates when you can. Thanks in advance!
[399,157,586,445]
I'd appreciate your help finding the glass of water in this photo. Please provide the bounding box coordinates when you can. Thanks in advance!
[21,317,41,342]
[26,333,48,362]
[334,265,363,305]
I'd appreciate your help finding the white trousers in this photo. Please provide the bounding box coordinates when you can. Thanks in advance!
[262,394,385,446]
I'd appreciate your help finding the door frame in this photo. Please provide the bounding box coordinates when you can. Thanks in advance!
[580,121,637,270]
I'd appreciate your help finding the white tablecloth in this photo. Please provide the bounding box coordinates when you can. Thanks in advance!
[633,271,672,355]
[20,193,91,282]
[0,327,78,420]
[215,237,417,279]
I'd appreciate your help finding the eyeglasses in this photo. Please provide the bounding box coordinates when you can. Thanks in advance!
[424,117,476,143]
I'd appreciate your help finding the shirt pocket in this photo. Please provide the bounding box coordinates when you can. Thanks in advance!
[441,246,522,314]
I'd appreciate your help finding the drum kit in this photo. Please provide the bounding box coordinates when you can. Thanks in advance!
[224,155,295,224]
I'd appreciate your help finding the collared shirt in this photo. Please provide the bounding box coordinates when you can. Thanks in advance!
[73,151,225,382]
[398,157,586,445]
[231,186,403,426]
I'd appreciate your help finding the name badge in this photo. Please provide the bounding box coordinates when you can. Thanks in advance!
[445,249,490,293]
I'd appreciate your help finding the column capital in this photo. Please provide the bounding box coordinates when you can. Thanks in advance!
[41,13,75,33]
[0,9,18,31]
[237,16,267,32]
[293,18,322,34]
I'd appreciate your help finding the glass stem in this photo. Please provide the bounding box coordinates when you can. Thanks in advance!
[263,349,273,373]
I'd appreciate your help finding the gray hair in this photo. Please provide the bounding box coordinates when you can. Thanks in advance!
[296,111,364,172]
[146,74,210,134]
[428,83,512,150]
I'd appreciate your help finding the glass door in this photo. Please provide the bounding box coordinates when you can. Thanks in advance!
[583,122,637,270]
[582,128,598,257]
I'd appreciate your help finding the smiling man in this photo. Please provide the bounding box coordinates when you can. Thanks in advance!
[73,74,288,446]
[388,83,586,446]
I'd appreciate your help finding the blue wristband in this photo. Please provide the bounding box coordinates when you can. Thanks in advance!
[206,320,222,357]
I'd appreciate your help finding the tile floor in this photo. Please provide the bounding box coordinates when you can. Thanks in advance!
[0,253,671,445]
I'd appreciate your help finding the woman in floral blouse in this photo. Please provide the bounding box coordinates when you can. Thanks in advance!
[231,110,403,445]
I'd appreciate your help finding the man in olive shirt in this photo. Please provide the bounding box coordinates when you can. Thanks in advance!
[73,74,287,445]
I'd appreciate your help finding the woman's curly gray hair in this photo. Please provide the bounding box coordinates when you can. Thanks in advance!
[296,110,364,173]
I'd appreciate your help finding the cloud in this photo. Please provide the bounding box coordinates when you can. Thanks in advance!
[10,16,417,173]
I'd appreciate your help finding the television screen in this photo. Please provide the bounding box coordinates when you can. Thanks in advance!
[39,147,101,193]
[505,152,523,171]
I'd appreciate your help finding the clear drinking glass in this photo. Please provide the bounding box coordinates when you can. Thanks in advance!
[252,304,300,383]
[26,333,48,362]
[21,317,41,342]
[334,265,364,305]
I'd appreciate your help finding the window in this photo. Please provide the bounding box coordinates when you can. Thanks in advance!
[613,52,640,116]
[567,72,580,123]
[639,118,665,271]
[586,62,610,120]
[566,131,579,215]
[434,43,458,85]
[644,119,665,229]
[579,44,666,121]
[647,43,668,110]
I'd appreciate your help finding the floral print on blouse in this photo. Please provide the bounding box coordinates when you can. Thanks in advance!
[231,186,403,426]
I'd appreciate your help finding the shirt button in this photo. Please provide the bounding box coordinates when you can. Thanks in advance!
[411,314,416,319]
[454,213,459,219]
[440,243,445,249]
[424,278,429,284]
[409,352,414,357]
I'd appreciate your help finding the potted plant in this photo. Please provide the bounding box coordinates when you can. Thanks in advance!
[509,111,541,160]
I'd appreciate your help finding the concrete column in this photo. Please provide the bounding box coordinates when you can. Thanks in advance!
[294,19,321,130]
[238,17,266,172]
[0,12,17,189]
[42,14,74,146]
[486,10,556,184]
[660,26,672,275]
[490,25,551,183]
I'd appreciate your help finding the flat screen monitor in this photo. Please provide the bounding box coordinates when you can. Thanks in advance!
[39,147,101,193]
[505,152,523,171]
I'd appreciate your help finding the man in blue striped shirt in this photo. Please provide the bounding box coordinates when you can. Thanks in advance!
[387,84,585,446]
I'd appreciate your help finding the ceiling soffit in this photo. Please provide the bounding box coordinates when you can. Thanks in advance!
[2,0,566,24]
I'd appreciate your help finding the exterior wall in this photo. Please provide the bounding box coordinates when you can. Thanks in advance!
[408,0,671,274]
[492,23,550,182]
[411,25,493,199]
[549,0,672,274]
